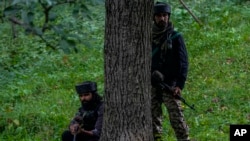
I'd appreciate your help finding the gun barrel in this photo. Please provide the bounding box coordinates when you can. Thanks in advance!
[160,82,195,111]
[152,70,195,111]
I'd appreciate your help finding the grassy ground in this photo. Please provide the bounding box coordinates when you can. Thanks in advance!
[163,2,250,140]
[0,1,249,141]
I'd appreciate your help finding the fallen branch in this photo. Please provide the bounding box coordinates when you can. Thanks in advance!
[179,0,203,26]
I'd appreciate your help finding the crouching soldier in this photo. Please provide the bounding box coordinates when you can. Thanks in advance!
[62,81,104,141]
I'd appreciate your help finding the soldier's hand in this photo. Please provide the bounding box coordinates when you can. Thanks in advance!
[70,123,79,135]
[74,116,83,122]
[173,87,181,97]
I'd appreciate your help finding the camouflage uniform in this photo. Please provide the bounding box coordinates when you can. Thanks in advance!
[151,87,189,141]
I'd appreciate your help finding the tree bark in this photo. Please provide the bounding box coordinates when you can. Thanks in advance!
[101,0,153,141]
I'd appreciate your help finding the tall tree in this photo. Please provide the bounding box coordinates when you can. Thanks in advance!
[101,0,153,141]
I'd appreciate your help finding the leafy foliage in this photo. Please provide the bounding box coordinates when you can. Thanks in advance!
[1,0,104,52]
[0,0,249,140]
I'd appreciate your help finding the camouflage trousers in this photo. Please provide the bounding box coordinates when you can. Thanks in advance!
[151,87,189,141]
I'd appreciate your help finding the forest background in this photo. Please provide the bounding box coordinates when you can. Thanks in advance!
[0,0,249,140]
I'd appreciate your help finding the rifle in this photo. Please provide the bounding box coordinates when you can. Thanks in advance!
[72,115,84,141]
[152,71,195,111]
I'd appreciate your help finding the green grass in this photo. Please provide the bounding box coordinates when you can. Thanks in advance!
[162,1,250,140]
[0,48,104,140]
[0,1,250,141]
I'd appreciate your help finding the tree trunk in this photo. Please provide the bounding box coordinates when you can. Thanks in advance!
[100,0,153,141]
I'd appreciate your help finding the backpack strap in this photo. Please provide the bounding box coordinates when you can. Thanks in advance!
[152,31,181,57]
[169,31,181,40]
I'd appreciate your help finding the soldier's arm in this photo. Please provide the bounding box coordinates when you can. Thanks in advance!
[68,108,83,133]
[92,103,104,137]
[79,103,104,137]
[174,33,188,90]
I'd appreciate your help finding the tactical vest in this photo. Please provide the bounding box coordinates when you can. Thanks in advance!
[152,31,181,73]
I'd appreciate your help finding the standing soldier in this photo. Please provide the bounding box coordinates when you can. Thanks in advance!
[151,2,190,141]
[62,81,104,141]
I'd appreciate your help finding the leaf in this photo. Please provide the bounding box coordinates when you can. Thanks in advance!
[3,5,22,16]
[72,8,80,17]
[12,0,22,5]
[16,127,24,133]
[21,10,27,21]
[59,39,71,54]
[49,12,57,21]
[52,25,64,35]
[27,12,35,23]
[80,4,89,12]
[13,119,20,126]
[34,27,43,36]
[66,39,76,46]
[46,0,53,6]
[93,0,104,5]
[68,34,81,42]
[21,11,35,25]
[59,38,78,53]
[12,0,39,6]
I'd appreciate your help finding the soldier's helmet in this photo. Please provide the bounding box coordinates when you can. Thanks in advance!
[75,81,97,94]
[154,2,171,15]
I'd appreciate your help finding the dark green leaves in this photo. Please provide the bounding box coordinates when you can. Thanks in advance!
[1,0,103,53]
[3,5,22,16]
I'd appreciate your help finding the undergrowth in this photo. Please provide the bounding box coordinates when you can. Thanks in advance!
[0,1,249,141]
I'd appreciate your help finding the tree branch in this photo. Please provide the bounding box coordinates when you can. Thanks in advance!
[8,17,25,26]
[38,0,52,32]
[8,17,57,50]
[37,34,57,50]
[179,0,203,26]
[7,0,77,51]
[11,21,17,38]
[38,0,76,32]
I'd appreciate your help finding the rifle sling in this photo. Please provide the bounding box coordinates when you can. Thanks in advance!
[152,32,181,57]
